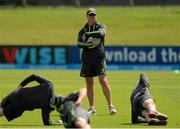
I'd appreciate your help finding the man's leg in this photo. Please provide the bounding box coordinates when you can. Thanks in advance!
[98,75,112,106]
[142,98,156,113]
[85,77,94,108]
[141,110,166,125]
[143,98,167,119]
[98,75,116,114]
[141,110,152,122]
[74,117,91,129]
[142,98,167,125]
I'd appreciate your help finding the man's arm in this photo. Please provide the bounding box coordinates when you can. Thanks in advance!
[75,88,87,106]
[41,108,51,125]
[77,25,106,49]
[64,88,87,106]
[77,41,93,48]
[84,25,106,38]
[19,74,51,87]
[77,29,94,48]
[77,36,101,49]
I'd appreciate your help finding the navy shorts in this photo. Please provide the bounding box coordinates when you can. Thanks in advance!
[80,60,106,77]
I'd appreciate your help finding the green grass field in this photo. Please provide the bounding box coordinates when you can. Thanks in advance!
[0,6,180,128]
[0,70,180,128]
[0,6,180,45]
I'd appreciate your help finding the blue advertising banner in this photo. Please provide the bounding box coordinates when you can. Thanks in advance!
[105,46,180,65]
[0,45,179,70]
[0,46,67,65]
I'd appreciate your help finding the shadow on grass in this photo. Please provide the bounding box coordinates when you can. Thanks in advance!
[0,124,43,127]
[90,113,111,116]
[120,123,135,125]
[50,114,59,116]
[120,123,147,126]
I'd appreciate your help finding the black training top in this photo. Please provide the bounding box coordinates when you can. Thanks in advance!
[77,22,106,62]
[18,74,55,125]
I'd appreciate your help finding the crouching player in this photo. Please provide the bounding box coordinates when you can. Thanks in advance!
[50,88,91,129]
[130,73,168,125]
[0,74,55,125]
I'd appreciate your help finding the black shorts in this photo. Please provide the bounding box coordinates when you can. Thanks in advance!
[133,94,154,116]
[80,60,106,77]
[1,91,23,121]
[62,101,90,128]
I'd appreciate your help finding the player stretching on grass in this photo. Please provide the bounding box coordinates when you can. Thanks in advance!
[77,7,116,115]
[50,88,91,129]
[130,73,168,125]
[0,74,55,125]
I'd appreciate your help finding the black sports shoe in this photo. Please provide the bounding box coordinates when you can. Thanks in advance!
[148,118,167,126]
[149,111,168,120]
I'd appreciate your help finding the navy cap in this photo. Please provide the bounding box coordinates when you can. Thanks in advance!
[86,8,96,16]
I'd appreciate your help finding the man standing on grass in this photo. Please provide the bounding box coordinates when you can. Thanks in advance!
[130,73,168,125]
[77,7,116,115]
[0,74,55,125]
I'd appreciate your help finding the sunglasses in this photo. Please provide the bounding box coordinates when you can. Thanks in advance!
[88,13,96,16]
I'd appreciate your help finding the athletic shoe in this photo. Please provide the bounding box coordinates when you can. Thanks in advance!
[148,118,167,126]
[88,107,96,115]
[149,111,168,120]
[109,105,117,115]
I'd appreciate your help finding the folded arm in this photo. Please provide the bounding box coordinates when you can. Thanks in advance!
[77,26,105,49]
[84,25,106,38]
[77,41,94,48]
[64,88,87,106]
[19,74,51,88]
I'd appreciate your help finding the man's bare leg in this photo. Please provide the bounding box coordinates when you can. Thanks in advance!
[99,75,112,106]
[99,75,116,114]
[143,98,156,113]
[85,77,96,115]
[142,98,167,125]
[74,117,91,129]
[141,110,152,122]
[85,77,94,108]
[143,98,167,120]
